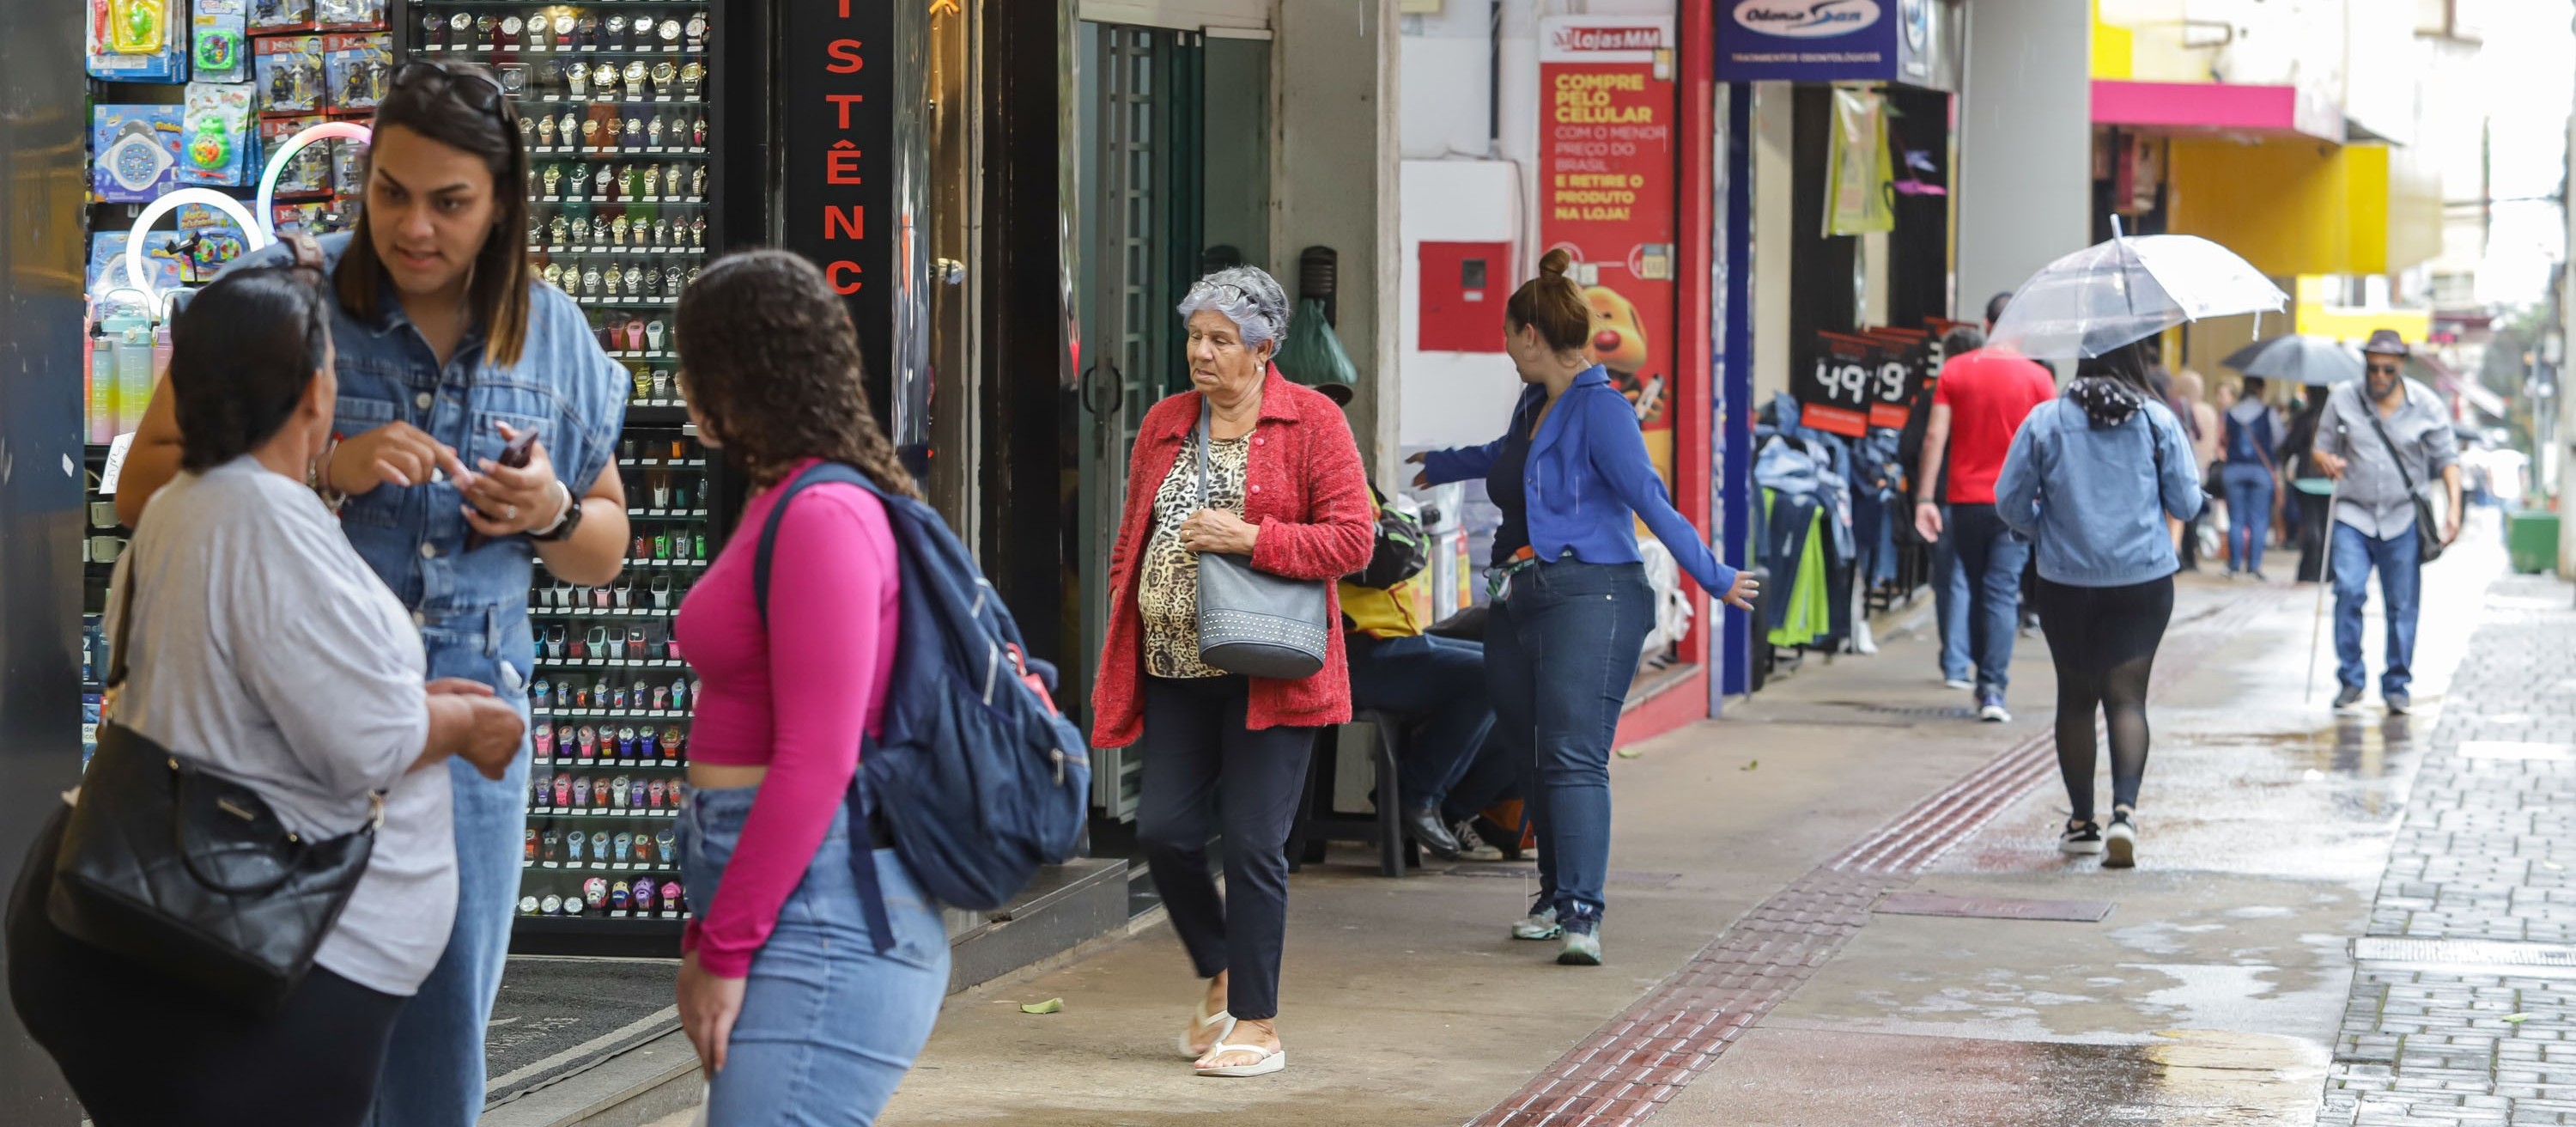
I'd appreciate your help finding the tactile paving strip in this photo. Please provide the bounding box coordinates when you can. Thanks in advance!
[1464,591,2275,1127]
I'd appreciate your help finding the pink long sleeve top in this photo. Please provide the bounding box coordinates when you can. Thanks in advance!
[675,459,899,977]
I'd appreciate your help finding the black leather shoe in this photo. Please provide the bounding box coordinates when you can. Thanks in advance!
[1403,806,1461,857]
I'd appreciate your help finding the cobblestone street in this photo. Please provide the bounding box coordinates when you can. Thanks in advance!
[2324,573,2576,1127]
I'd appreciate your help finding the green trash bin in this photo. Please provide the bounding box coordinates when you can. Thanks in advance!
[2506,510,2560,575]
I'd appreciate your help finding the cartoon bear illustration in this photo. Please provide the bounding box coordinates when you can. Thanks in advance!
[1581,283,1664,425]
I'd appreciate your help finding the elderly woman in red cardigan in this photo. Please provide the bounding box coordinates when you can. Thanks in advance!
[1091,265,1373,1079]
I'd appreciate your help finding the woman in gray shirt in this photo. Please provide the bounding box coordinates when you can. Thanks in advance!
[7,265,522,1127]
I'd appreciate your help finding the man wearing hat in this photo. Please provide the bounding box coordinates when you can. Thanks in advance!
[2310,329,2463,714]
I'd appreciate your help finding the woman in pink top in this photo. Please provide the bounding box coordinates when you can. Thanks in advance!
[667,251,945,1125]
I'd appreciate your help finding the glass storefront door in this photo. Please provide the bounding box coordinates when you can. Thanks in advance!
[1067,22,1267,819]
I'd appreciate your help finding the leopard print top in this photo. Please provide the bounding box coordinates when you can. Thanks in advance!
[1138,433,1249,679]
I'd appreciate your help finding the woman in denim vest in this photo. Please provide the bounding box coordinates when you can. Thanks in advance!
[115,61,631,1127]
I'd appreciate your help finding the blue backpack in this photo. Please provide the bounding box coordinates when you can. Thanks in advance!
[752,462,1092,949]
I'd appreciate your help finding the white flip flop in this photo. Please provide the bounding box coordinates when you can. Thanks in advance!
[1194,1042,1286,1078]
[1177,1002,1236,1060]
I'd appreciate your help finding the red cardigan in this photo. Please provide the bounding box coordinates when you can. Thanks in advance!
[1091,367,1376,748]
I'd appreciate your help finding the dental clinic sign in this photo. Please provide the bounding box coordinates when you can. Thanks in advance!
[1716,0,1901,82]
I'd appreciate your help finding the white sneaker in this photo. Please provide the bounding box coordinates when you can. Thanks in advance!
[1511,905,1563,941]
[1978,700,2012,723]
[2104,813,2138,868]
[1943,677,1974,691]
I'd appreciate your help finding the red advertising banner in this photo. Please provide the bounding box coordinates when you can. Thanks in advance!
[1539,16,1678,488]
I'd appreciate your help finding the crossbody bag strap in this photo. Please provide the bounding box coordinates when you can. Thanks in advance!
[1194,395,1213,510]
[106,562,138,693]
[2359,387,2423,495]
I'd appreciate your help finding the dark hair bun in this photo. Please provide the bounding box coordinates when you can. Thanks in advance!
[1538,248,1573,277]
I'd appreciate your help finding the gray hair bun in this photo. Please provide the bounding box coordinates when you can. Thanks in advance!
[1176,265,1291,350]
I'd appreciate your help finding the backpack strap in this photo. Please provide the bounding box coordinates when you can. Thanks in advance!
[749,460,899,954]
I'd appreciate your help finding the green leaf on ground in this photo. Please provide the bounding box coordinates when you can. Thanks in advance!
[2505,1013,2532,1024]
[1615,747,1643,759]
[1741,759,1759,771]
[1020,998,1063,1014]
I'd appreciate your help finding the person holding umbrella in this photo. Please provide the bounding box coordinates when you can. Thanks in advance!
[2310,330,2463,714]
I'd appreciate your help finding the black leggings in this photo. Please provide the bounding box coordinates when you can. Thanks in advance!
[2034,575,2175,823]
[7,805,407,1127]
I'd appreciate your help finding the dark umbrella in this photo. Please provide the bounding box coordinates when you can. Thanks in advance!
[2221,335,2364,386]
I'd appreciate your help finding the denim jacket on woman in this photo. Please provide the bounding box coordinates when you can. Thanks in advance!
[227,233,629,697]
[1422,365,1735,595]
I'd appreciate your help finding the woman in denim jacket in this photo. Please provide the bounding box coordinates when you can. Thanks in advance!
[1413,250,1758,966]
[112,61,631,1126]
[1995,340,2204,869]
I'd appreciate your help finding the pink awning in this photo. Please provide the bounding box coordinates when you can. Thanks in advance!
[2093,80,2344,141]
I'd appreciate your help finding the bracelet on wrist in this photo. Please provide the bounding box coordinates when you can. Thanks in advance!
[310,435,348,513]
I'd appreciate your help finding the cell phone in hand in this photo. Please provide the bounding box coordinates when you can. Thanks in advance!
[465,427,542,551]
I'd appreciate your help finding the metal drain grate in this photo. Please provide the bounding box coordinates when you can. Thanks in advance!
[2350,937,2576,967]
[1832,701,1978,720]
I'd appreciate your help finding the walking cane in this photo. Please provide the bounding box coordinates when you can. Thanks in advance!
[2302,428,2347,705]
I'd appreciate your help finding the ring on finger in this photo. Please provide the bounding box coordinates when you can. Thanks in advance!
[503,503,519,521]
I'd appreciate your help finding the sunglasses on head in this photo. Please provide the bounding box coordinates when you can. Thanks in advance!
[392,60,507,114]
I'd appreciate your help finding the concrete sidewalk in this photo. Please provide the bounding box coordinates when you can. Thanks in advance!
[625,527,2509,1126]
[847,570,2221,1124]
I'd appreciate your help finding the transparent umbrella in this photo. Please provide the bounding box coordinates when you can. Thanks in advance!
[1988,225,2287,360]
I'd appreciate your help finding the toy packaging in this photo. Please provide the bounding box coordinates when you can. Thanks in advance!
[324,33,391,113]
[315,0,386,31]
[92,105,181,204]
[88,0,190,82]
[179,82,258,186]
[193,0,250,83]
[247,0,315,34]
[256,34,325,114]
[260,115,330,196]
[331,135,370,197]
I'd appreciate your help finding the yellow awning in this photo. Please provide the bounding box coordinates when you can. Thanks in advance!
[2166,137,2440,277]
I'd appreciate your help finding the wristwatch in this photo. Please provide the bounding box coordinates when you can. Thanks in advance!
[534,478,584,542]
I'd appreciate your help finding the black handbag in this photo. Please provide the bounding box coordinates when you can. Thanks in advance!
[46,571,380,1017]
[1190,398,1331,679]
[2359,390,2447,564]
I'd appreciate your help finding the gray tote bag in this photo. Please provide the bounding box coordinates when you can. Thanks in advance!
[1191,399,1330,679]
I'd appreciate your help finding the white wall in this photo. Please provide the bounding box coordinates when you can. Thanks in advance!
[1398,160,1522,448]
[1955,0,2093,322]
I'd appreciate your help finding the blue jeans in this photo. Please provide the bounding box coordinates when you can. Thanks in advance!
[2332,521,2421,698]
[1346,634,1497,813]
[1485,559,1655,929]
[2221,462,2274,573]
[1948,504,2029,698]
[1932,526,1971,682]
[681,785,950,1126]
[371,615,533,1127]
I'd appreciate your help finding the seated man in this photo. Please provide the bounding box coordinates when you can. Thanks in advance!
[1340,479,1513,862]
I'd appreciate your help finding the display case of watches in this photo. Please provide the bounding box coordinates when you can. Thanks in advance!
[393,2,729,949]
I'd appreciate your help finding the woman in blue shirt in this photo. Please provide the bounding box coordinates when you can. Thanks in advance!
[1412,250,1757,965]
[1995,340,2203,869]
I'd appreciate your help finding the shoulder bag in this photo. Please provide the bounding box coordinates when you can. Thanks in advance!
[2358,387,2447,564]
[1191,397,1331,679]
[46,570,380,1017]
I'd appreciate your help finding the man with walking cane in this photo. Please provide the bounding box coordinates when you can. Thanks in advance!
[2309,330,2463,714]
